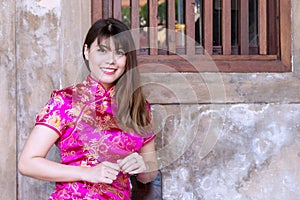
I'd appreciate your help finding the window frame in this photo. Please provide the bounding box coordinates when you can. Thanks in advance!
[91,0,291,73]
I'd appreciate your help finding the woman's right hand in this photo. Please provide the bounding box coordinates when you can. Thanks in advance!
[81,161,120,184]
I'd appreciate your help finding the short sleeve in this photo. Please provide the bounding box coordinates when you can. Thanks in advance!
[35,90,72,136]
[143,133,156,145]
[142,101,156,145]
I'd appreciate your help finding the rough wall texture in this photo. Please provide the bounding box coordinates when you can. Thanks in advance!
[1,0,300,199]
[12,0,90,199]
[0,1,16,199]
[151,104,300,199]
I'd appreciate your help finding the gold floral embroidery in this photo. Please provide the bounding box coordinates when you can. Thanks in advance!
[47,111,61,130]
[41,76,148,199]
[95,114,119,131]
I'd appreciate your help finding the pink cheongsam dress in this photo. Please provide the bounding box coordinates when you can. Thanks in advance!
[35,75,155,200]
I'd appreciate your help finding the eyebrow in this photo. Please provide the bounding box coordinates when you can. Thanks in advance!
[98,44,110,50]
[98,44,124,51]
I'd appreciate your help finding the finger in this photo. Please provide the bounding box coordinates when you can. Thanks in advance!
[102,161,120,171]
[117,157,130,168]
[105,168,119,176]
[119,158,138,172]
[128,169,141,175]
[123,157,146,173]
[100,167,118,183]
[105,170,118,180]
[101,165,119,178]
[118,152,139,167]
[102,177,114,184]
[123,163,140,174]
[127,160,147,174]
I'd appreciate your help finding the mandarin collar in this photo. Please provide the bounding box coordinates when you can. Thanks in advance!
[84,75,115,98]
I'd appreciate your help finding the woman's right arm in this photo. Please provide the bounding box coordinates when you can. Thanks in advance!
[18,125,119,184]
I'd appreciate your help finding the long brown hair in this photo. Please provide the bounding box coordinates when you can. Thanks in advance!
[82,18,152,136]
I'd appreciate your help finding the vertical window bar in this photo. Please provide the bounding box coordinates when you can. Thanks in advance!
[195,0,203,47]
[167,0,176,54]
[102,0,113,18]
[148,0,158,55]
[231,0,238,48]
[186,0,195,55]
[258,0,267,55]
[157,0,167,53]
[203,0,213,54]
[130,0,140,53]
[249,0,258,51]
[213,0,222,49]
[92,0,103,23]
[222,0,231,55]
[279,0,291,67]
[177,0,184,24]
[176,0,185,54]
[267,0,278,55]
[239,0,249,54]
[113,0,122,21]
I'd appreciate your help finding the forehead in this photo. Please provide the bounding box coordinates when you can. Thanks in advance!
[94,36,124,49]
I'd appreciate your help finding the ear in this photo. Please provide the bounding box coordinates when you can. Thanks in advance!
[84,44,89,60]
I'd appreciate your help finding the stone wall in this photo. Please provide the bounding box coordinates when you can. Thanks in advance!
[1,0,300,199]
[141,1,300,197]
[0,0,90,199]
[150,104,300,199]
[0,1,16,199]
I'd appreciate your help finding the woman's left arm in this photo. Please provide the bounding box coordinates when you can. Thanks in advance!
[136,139,158,183]
[118,140,158,184]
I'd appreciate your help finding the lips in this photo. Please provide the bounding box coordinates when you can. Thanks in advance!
[101,67,117,75]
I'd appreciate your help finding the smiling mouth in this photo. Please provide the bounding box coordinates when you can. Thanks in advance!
[101,67,117,74]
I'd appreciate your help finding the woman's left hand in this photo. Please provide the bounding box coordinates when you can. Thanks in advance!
[117,152,146,175]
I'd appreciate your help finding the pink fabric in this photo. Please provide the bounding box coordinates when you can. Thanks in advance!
[35,76,155,200]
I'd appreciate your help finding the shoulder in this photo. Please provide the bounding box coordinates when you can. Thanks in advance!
[38,85,76,116]
[50,81,88,104]
[51,85,74,101]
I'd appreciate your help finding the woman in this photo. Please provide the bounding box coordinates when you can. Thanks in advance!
[18,18,158,200]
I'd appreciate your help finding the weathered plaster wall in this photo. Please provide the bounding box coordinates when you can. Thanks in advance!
[151,104,300,199]
[0,1,16,199]
[16,0,90,198]
[1,0,299,199]
[141,0,300,199]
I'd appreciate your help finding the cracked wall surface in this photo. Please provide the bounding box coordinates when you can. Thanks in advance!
[152,104,300,199]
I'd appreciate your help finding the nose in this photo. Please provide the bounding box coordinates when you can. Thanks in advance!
[106,51,115,64]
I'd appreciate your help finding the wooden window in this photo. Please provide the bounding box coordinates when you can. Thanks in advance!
[91,0,291,73]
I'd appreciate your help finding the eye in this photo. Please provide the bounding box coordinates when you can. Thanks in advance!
[97,46,107,53]
[116,49,125,56]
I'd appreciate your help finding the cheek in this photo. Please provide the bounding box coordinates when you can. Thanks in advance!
[89,52,105,62]
[90,56,103,64]
[117,57,127,68]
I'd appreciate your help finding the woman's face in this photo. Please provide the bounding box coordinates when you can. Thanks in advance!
[84,37,126,89]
